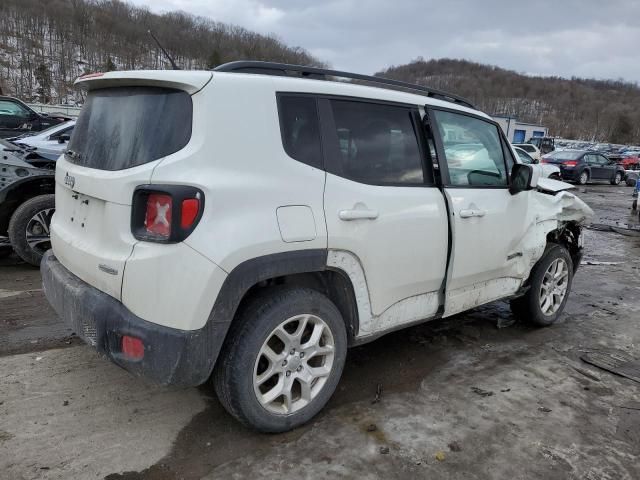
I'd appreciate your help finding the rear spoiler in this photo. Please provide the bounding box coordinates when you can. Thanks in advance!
[74,70,213,95]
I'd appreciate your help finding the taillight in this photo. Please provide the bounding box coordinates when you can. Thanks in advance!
[132,185,204,243]
[563,160,578,166]
[181,198,200,229]
[145,193,173,238]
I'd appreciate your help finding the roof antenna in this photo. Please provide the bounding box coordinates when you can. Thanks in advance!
[148,30,180,70]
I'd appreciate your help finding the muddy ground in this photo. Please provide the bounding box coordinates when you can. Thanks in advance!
[1,183,639,480]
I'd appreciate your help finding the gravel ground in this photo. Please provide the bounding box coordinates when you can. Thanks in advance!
[0,183,639,480]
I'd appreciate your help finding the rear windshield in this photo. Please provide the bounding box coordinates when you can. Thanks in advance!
[66,86,192,170]
[547,150,583,160]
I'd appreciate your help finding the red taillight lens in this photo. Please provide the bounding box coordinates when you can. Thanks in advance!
[181,198,200,229]
[563,160,578,166]
[145,193,172,238]
[132,186,203,243]
[540,159,548,164]
[122,335,144,360]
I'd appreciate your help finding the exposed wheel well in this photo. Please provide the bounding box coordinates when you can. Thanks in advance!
[0,177,55,235]
[546,222,582,272]
[236,269,359,344]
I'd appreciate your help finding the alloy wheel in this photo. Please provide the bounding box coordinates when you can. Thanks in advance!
[25,208,54,255]
[539,258,569,316]
[253,314,335,415]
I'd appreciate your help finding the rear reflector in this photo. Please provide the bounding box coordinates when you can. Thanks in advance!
[122,335,144,360]
[145,193,172,238]
[181,198,200,229]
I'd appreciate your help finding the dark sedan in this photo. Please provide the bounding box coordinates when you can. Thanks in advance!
[0,96,70,138]
[542,150,625,185]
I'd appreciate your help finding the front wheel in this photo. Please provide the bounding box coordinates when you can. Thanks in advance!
[7,194,55,266]
[213,287,347,432]
[510,244,574,327]
[611,172,623,185]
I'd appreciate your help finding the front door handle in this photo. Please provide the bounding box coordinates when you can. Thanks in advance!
[339,209,379,221]
[459,209,486,218]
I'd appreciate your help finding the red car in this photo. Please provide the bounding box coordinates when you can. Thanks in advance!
[608,154,639,170]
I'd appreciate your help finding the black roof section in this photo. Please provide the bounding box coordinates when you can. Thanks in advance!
[213,61,476,110]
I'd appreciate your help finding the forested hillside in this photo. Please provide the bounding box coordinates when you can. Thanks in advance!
[0,0,321,104]
[377,59,640,144]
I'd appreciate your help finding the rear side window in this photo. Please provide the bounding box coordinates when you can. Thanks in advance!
[329,100,425,185]
[67,87,192,171]
[433,110,508,187]
[278,95,323,169]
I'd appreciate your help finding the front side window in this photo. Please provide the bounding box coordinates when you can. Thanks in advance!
[433,110,508,187]
[278,95,322,169]
[329,100,425,185]
[0,100,30,117]
[67,86,192,171]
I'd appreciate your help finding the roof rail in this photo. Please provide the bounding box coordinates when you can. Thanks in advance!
[213,61,476,110]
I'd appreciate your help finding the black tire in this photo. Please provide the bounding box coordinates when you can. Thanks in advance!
[611,171,623,185]
[510,244,573,327]
[633,199,638,211]
[213,287,348,433]
[7,194,55,266]
[627,177,637,187]
[577,170,589,185]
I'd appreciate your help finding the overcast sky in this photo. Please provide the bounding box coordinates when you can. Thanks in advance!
[129,0,640,82]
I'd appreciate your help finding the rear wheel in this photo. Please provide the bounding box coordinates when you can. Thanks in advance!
[7,194,55,266]
[510,244,573,327]
[611,171,623,185]
[627,176,637,187]
[213,287,347,432]
[577,170,589,185]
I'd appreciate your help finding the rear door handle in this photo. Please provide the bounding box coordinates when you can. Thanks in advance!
[339,209,379,221]
[459,209,486,218]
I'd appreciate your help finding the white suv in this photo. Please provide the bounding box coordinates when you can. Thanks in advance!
[41,62,593,432]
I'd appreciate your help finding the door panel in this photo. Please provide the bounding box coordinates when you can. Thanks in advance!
[325,175,448,316]
[444,188,532,315]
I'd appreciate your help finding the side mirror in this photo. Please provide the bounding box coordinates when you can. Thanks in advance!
[58,134,70,144]
[509,163,539,195]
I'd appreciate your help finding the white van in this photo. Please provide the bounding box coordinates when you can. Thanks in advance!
[42,62,592,432]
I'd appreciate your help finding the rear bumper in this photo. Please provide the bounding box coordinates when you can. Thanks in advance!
[558,167,580,181]
[41,251,222,387]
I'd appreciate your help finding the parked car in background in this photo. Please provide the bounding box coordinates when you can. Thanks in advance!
[513,146,561,179]
[7,120,75,161]
[528,136,555,154]
[513,143,541,161]
[607,153,639,171]
[0,139,56,264]
[542,150,625,185]
[0,96,71,139]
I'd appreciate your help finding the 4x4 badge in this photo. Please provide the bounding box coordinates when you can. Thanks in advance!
[64,172,75,189]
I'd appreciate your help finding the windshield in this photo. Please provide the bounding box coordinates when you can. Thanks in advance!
[516,149,533,164]
[547,150,583,160]
[36,120,75,137]
[66,86,192,171]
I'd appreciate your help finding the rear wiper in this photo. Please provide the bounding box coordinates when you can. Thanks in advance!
[65,149,81,160]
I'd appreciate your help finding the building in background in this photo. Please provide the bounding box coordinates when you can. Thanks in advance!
[492,115,548,143]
